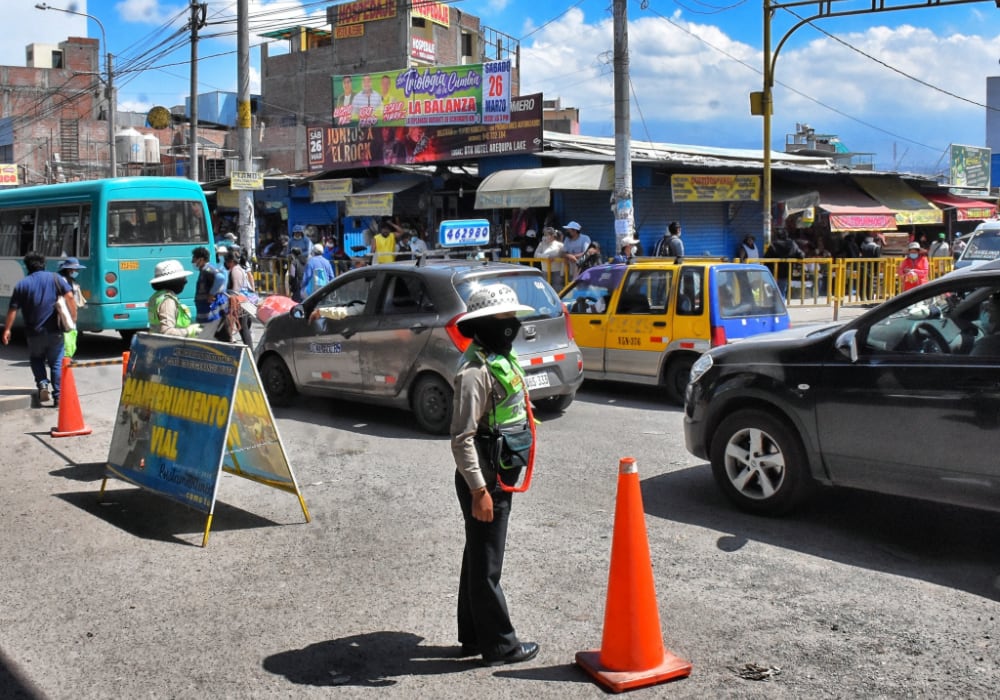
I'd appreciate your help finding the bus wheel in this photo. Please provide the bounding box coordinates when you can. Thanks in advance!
[119,329,137,347]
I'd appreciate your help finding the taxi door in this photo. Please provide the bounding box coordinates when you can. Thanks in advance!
[604,267,675,379]
[292,272,375,391]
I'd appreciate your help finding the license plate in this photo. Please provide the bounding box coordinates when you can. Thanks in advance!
[525,372,550,389]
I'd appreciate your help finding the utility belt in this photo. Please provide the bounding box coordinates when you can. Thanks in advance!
[474,421,533,489]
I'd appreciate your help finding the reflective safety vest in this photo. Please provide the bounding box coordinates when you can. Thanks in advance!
[472,347,528,430]
[148,290,193,333]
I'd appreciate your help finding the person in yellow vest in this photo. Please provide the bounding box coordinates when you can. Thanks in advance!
[450,283,539,667]
[372,219,403,264]
[147,260,202,337]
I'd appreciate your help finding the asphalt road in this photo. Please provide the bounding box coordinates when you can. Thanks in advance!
[1,325,998,698]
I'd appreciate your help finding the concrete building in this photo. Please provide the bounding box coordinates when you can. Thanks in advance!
[0,37,112,185]
[257,0,520,173]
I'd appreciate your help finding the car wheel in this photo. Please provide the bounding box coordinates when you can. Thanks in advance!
[259,355,297,407]
[663,355,695,404]
[534,392,575,414]
[709,409,811,515]
[412,374,453,435]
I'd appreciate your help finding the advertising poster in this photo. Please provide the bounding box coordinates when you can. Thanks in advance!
[671,174,760,202]
[309,92,542,172]
[950,144,991,193]
[332,60,511,129]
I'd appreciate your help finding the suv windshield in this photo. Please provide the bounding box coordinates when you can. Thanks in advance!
[958,229,1000,265]
[456,272,563,320]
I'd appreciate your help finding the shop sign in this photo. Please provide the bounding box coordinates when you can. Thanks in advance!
[335,24,364,39]
[334,0,395,26]
[671,174,760,202]
[346,192,394,217]
[0,164,18,186]
[412,0,449,27]
[411,36,435,62]
[310,179,353,202]
[950,144,991,196]
[230,171,263,190]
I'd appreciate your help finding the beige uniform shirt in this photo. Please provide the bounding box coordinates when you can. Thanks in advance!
[450,357,497,491]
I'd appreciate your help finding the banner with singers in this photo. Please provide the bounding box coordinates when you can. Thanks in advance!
[332,60,511,129]
[310,93,542,172]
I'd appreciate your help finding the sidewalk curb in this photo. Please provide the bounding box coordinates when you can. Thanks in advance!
[0,388,35,414]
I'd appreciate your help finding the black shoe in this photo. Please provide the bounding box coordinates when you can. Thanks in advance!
[482,642,539,667]
[456,644,478,658]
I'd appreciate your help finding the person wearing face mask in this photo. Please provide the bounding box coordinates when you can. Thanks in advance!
[57,258,87,310]
[898,241,929,292]
[449,283,539,667]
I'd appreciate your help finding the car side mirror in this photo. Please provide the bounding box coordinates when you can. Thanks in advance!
[835,328,859,363]
[290,304,306,321]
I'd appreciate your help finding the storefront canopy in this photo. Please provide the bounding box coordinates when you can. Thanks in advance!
[925,192,997,222]
[771,184,820,215]
[817,184,898,232]
[854,176,942,226]
[345,175,427,217]
[475,164,614,209]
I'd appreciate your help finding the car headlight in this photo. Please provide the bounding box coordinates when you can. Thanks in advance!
[688,353,714,386]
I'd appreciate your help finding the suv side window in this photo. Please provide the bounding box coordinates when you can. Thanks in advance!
[617,269,671,314]
[379,275,431,315]
[315,274,374,313]
[676,267,703,316]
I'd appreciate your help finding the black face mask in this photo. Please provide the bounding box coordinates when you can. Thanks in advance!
[473,317,521,355]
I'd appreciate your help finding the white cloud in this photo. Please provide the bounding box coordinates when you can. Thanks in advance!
[520,10,1000,172]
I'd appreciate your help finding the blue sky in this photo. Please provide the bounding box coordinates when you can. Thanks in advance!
[6,0,1000,175]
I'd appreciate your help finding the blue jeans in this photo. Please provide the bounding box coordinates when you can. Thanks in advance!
[26,332,65,400]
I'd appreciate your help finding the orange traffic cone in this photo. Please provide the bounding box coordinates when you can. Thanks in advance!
[575,457,691,693]
[122,351,130,384]
[51,356,92,438]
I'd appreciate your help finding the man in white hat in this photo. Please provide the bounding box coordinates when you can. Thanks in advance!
[147,259,201,337]
[450,283,539,667]
[560,221,591,279]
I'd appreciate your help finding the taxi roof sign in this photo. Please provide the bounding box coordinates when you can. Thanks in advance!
[438,219,491,248]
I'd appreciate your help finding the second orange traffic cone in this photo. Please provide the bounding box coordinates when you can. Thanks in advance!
[575,457,691,693]
[51,356,92,438]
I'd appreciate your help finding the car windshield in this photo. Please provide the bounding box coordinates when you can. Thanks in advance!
[959,231,1000,263]
[456,272,563,320]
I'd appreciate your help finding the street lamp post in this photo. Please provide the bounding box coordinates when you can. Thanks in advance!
[753,0,992,246]
[35,2,117,179]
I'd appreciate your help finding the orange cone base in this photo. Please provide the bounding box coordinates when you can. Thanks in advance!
[575,649,692,693]
[51,425,92,438]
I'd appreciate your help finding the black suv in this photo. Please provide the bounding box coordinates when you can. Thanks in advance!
[684,263,1000,515]
[255,259,584,434]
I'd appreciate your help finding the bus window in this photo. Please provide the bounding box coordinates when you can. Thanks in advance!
[36,205,88,258]
[108,200,207,245]
[0,209,28,257]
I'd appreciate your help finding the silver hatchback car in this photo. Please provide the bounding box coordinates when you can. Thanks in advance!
[254,259,584,433]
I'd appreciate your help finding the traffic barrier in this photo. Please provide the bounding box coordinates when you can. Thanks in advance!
[51,356,92,438]
[575,457,691,693]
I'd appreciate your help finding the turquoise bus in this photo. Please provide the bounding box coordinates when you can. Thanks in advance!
[0,177,212,341]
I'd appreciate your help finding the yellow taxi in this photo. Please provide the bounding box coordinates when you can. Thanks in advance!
[559,261,790,402]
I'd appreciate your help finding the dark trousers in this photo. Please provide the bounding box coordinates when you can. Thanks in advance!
[454,470,519,658]
[27,331,64,400]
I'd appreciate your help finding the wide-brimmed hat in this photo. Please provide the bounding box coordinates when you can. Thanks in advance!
[58,257,86,270]
[150,259,194,285]
[457,284,534,324]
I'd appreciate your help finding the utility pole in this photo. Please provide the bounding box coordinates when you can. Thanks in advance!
[612,0,634,246]
[189,2,207,182]
[237,0,256,254]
